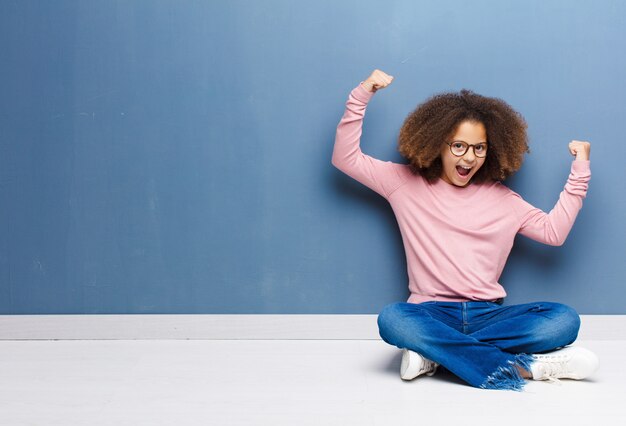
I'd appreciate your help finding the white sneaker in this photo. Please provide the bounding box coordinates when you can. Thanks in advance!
[400,348,439,381]
[530,346,599,384]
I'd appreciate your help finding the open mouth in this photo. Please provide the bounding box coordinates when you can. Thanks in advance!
[456,165,472,179]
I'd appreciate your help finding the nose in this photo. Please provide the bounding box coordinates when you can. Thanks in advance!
[463,147,476,162]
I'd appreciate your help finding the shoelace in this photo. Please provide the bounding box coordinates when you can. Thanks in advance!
[534,353,572,385]
[421,360,439,376]
[541,372,563,385]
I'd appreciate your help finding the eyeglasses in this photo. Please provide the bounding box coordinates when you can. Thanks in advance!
[445,141,488,158]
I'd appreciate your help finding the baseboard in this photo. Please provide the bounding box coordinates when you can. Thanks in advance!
[0,315,624,340]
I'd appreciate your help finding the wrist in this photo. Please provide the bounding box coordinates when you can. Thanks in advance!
[361,80,377,93]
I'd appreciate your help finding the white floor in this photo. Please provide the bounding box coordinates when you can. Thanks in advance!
[0,339,624,426]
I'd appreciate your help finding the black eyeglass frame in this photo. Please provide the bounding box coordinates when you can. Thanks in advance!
[445,141,489,158]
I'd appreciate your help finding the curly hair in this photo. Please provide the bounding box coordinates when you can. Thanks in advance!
[398,89,530,182]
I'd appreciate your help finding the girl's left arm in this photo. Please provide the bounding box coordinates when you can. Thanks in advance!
[510,142,591,246]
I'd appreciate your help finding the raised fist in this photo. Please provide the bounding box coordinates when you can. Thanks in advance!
[363,69,394,93]
[568,140,591,161]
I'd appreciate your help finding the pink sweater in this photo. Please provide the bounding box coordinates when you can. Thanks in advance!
[332,83,591,304]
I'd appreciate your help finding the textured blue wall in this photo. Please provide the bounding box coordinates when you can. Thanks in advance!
[1,0,624,314]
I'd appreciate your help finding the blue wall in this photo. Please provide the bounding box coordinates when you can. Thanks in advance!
[1,0,624,314]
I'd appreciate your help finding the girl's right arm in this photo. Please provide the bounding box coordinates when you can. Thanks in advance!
[332,70,412,199]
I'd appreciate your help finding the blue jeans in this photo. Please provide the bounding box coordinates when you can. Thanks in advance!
[377,300,581,391]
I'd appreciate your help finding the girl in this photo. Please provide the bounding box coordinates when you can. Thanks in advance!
[332,69,598,391]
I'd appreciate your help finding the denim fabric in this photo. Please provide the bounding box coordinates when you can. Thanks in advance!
[377,300,581,391]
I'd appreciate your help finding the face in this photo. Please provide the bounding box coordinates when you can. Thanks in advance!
[440,120,487,187]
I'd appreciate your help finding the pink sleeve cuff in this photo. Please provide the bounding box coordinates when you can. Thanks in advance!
[571,160,590,174]
[352,82,375,103]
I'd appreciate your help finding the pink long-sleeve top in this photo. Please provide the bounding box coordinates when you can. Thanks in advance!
[332,83,591,304]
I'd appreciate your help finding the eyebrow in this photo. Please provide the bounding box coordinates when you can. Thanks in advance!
[452,140,488,144]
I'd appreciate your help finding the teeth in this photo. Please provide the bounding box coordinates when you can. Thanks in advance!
[460,166,471,170]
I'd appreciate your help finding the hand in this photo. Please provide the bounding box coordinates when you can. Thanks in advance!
[363,69,394,93]
[568,140,591,161]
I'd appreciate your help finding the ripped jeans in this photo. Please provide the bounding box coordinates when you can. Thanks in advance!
[377,300,581,391]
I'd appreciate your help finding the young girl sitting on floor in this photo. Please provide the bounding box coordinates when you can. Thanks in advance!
[332,69,598,391]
